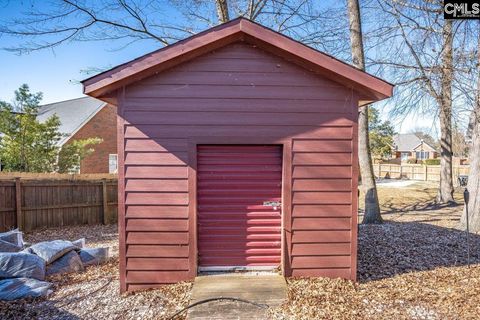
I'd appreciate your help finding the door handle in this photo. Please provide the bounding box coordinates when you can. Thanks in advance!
[263,201,281,210]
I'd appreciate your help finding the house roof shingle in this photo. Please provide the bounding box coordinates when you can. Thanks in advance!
[37,96,106,145]
[393,133,438,152]
[393,134,422,152]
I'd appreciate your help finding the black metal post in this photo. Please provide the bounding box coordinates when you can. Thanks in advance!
[464,188,470,266]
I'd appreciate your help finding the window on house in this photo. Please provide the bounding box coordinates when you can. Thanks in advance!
[401,152,409,161]
[416,151,429,160]
[109,154,118,174]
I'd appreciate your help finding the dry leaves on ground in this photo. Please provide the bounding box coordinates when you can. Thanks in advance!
[0,224,192,320]
[271,265,480,320]
[271,193,480,320]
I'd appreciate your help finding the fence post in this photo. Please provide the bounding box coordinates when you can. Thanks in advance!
[102,179,108,224]
[424,165,428,181]
[15,178,23,230]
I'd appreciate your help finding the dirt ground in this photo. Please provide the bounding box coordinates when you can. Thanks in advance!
[2,181,480,319]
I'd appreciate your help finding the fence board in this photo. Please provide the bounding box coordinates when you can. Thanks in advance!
[0,177,118,232]
[374,164,470,184]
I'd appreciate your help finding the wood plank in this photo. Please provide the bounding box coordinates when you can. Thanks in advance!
[125,166,188,179]
[292,204,352,217]
[126,219,189,231]
[293,153,352,165]
[292,139,352,152]
[124,111,351,126]
[164,57,335,73]
[126,271,191,283]
[126,84,349,100]
[124,152,188,165]
[126,231,189,244]
[292,179,351,191]
[118,97,127,293]
[292,166,352,179]
[135,69,344,87]
[15,178,22,230]
[125,179,188,192]
[126,245,189,258]
[126,205,189,218]
[291,255,351,268]
[292,230,351,243]
[125,192,189,205]
[125,125,353,139]
[292,217,351,230]
[292,243,351,256]
[126,258,189,271]
[123,97,352,114]
[125,138,188,152]
[21,203,102,211]
[292,192,352,204]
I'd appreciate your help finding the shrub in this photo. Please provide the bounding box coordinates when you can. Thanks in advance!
[424,158,440,165]
[406,159,417,164]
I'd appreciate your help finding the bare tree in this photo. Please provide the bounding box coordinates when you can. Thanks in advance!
[215,0,230,23]
[437,18,455,203]
[460,33,480,233]
[347,0,382,223]
[0,0,341,55]
[372,0,461,204]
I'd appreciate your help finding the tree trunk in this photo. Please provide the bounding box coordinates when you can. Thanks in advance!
[347,0,382,223]
[460,36,480,233]
[462,101,480,233]
[437,19,455,204]
[215,0,230,23]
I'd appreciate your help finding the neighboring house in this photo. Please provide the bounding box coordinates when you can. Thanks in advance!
[392,133,438,162]
[37,97,117,173]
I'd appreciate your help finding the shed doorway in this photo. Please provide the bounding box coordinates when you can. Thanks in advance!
[197,145,282,272]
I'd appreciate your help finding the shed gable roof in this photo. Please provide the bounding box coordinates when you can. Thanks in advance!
[82,18,393,105]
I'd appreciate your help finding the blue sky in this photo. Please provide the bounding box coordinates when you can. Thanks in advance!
[0,0,166,104]
[0,0,437,135]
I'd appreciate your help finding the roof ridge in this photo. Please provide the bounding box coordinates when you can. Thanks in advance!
[39,96,93,108]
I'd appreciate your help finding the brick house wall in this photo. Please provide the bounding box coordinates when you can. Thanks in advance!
[64,104,117,173]
[412,142,438,160]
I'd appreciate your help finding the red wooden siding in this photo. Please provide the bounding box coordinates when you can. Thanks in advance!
[118,42,358,291]
[291,137,353,277]
[197,145,282,268]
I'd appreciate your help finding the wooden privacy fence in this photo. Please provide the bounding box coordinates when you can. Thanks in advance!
[374,164,470,182]
[0,178,118,232]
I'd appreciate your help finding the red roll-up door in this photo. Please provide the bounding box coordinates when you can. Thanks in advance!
[197,145,282,269]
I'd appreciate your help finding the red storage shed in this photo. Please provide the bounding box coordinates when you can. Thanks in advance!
[82,18,393,292]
